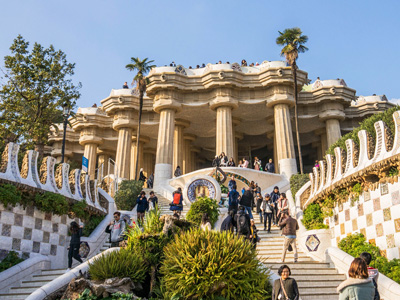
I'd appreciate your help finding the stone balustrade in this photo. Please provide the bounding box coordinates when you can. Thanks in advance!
[303,110,400,208]
[0,143,106,214]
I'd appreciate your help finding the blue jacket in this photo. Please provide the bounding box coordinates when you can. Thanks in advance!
[136,196,149,213]
[228,190,240,206]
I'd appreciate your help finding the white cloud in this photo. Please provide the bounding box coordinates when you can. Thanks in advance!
[389,98,400,105]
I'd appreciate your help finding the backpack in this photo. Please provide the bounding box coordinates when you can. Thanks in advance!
[173,193,181,205]
[237,212,249,235]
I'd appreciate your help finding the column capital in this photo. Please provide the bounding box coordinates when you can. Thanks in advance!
[132,135,150,144]
[144,147,156,155]
[209,98,238,111]
[183,133,196,141]
[175,118,190,128]
[266,94,294,108]
[153,99,182,114]
[112,110,137,131]
[79,135,103,146]
[319,111,346,122]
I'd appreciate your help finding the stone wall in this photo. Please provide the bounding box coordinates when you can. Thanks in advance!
[0,203,81,269]
[329,181,400,260]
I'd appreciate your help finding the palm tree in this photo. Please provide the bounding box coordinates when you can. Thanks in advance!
[276,27,308,174]
[126,57,155,180]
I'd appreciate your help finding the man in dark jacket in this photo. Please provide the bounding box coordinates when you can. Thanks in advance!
[235,206,250,237]
[265,158,275,173]
[220,211,235,233]
[239,187,254,219]
[279,212,299,263]
[136,191,149,224]
[228,186,240,215]
[270,186,280,225]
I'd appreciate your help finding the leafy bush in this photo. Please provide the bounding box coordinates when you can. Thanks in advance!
[327,106,399,156]
[338,233,400,284]
[160,229,271,299]
[74,288,138,300]
[220,184,229,194]
[83,215,105,237]
[35,191,69,215]
[389,166,399,177]
[185,197,219,227]
[0,184,22,207]
[88,248,147,283]
[302,203,328,230]
[290,174,310,199]
[114,180,144,210]
[0,251,24,272]
[71,200,88,220]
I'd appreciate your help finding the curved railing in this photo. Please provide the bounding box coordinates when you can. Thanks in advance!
[303,110,400,208]
[0,142,106,214]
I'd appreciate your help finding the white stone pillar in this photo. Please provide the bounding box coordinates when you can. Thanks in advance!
[131,139,144,180]
[98,153,111,177]
[115,128,133,179]
[154,107,178,188]
[173,119,189,173]
[215,106,234,159]
[83,143,98,180]
[326,119,342,147]
[273,103,297,178]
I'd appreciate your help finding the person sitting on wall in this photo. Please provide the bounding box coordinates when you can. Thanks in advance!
[174,166,182,177]
[265,158,275,173]
[122,82,129,89]
[212,156,220,167]
[170,187,183,217]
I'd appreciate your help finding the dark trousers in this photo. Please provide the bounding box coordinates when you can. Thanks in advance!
[68,243,83,268]
[272,206,278,224]
[229,204,238,216]
[264,212,272,232]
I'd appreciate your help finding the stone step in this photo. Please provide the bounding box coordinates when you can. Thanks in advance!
[9,286,38,294]
[296,279,343,288]
[20,280,52,287]
[265,262,331,269]
[299,293,339,300]
[31,274,59,281]
[0,293,30,300]
[40,269,67,275]
[300,286,338,294]
[274,268,339,275]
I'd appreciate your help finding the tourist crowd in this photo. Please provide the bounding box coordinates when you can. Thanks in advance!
[211,153,275,173]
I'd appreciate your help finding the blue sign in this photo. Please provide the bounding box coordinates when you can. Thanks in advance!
[82,156,89,173]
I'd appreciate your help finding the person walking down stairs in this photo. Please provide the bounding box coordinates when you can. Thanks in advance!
[279,211,299,263]
[66,222,83,272]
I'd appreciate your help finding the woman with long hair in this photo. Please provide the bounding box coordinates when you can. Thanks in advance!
[337,258,374,299]
[200,213,212,231]
[67,221,83,271]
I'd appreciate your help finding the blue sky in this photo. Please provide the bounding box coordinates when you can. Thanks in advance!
[0,0,399,108]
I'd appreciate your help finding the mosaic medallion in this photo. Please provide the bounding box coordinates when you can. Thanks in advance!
[186,178,217,202]
[305,234,320,252]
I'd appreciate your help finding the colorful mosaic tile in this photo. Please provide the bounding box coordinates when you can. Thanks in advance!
[380,183,389,195]
[380,249,387,258]
[336,236,340,245]
[376,223,384,237]
[34,218,42,230]
[345,209,350,221]
[26,206,34,217]
[352,219,358,231]
[383,208,391,222]
[360,228,367,237]
[358,203,364,216]
[373,198,381,211]
[366,213,373,227]
[334,214,339,226]
[338,203,343,212]
[44,212,52,221]
[305,234,321,252]
[386,234,395,248]
[369,239,376,245]
[392,190,400,205]
[23,228,32,240]
[43,231,50,243]
[2,224,11,237]
[340,223,345,235]
[14,214,23,226]
[395,218,400,233]
[32,241,40,253]
[364,191,371,201]
[12,238,21,251]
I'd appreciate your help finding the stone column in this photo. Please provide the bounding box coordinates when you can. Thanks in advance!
[79,130,102,180]
[112,110,135,179]
[326,119,341,147]
[83,143,98,180]
[271,102,297,178]
[143,152,154,176]
[130,136,149,180]
[154,101,181,188]
[173,119,189,173]
[183,134,195,174]
[98,153,111,177]
[215,106,234,159]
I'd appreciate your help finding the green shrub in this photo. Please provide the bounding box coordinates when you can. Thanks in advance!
[327,106,399,156]
[35,192,69,215]
[83,215,105,237]
[73,289,138,300]
[71,200,88,220]
[338,233,400,284]
[290,174,310,199]
[302,203,328,230]
[160,229,271,300]
[185,197,219,227]
[389,166,399,177]
[88,248,147,283]
[114,180,144,210]
[0,251,24,272]
[0,184,22,207]
[220,184,229,194]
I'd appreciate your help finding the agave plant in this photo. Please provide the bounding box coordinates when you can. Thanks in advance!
[160,229,271,299]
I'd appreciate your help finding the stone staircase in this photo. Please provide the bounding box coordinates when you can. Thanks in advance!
[0,239,111,299]
[252,214,345,300]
